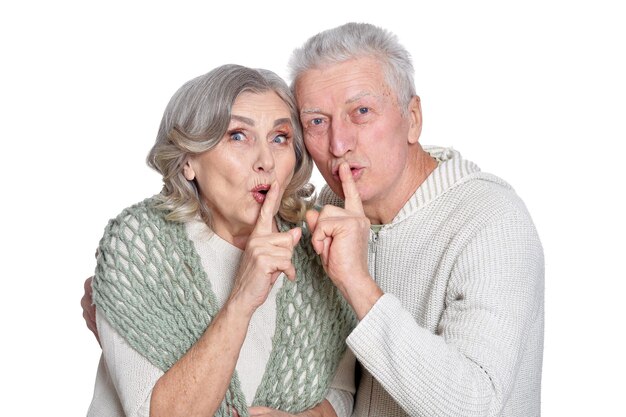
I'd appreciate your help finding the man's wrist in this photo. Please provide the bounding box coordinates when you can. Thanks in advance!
[343,276,383,320]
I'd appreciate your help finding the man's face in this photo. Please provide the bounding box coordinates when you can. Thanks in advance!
[295,57,421,211]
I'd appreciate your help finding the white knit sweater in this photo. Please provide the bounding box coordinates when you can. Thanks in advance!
[87,218,355,417]
[319,147,544,417]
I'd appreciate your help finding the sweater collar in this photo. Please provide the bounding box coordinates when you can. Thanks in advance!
[390,146,481,224]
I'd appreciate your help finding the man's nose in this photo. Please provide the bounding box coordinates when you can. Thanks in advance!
[329,118,356,157]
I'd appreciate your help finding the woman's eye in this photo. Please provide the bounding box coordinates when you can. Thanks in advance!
[272,134,288,144]
[230,131,245,141]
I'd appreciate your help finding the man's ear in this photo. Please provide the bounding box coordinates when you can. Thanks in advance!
[183,158,196,181]
[407,95,423,144]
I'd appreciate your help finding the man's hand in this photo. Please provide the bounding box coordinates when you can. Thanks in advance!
[81,276,101,346]
[306,162,383,319]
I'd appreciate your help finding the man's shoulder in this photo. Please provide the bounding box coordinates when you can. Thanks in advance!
[423,145,530,216]
[440,171,537,233]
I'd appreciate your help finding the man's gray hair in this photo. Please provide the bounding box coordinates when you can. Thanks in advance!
[147,64,313,227]
[288,22,416,113]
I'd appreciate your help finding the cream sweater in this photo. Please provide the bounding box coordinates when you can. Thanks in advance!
[87,218,355,417]
[319,147,544,417]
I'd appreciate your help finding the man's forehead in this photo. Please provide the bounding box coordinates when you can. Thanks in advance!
[296,61,389,106]
[297,61,362,81]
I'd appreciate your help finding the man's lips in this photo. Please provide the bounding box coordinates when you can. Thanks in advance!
[252,184,270,204]
[332,165,364,182]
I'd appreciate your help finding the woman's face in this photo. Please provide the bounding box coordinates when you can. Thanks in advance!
[184,91,296,244]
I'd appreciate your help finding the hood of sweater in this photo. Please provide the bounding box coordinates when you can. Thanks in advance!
[316,146,509,226]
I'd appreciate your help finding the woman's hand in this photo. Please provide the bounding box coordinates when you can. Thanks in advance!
[228,181,301,316]
[248,407,294,416]
[249,399,338,417]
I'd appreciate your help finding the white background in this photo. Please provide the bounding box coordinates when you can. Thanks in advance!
[1,0,624,415]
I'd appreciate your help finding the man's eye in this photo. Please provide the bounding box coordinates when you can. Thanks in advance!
[358,107,369,114]
[311,118,323,126]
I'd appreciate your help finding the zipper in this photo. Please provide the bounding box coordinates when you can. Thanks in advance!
[367,228,380,416]
[369,229,379,283]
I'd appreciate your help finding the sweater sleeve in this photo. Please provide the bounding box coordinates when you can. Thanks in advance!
[93,306,164,417]
[347,210,544,416]
[325,348,356,417]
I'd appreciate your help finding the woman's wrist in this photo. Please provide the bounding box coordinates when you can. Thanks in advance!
[223,291,257,323]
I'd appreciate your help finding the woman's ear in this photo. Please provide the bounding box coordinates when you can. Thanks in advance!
[183,159,196,181]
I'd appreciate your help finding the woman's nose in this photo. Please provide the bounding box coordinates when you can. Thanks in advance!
[254,142,275,172]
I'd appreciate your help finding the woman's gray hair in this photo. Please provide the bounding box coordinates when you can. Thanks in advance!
[288,22,416,114]
[147,64,313,227]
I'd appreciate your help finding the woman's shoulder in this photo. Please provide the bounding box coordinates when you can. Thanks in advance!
[95,196,195,285]
[107,195,165,226]
[100,196,180,244]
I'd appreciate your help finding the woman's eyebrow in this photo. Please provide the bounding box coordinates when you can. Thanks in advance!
[231,115,255,125]
[230,116,291,127]
[274,118,291,127]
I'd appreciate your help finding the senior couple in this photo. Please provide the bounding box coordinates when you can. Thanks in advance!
[83,23,544,417]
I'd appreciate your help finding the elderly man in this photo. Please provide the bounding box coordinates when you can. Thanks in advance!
[288,22,544,417]
[83,22,544,417]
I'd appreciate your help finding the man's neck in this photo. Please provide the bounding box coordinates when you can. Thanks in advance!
[363,150,438,225]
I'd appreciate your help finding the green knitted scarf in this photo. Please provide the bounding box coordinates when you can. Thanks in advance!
[92,198,355,416]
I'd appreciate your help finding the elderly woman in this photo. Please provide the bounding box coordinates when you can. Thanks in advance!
[86,65,356,417]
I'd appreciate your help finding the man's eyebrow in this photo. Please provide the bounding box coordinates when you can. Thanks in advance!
[346,91,373,104]
[231,115,255,125]
[299,92,377,115]
[299,108,323,115]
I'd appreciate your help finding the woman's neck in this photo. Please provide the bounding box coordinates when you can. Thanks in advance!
[212,219,278,251]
